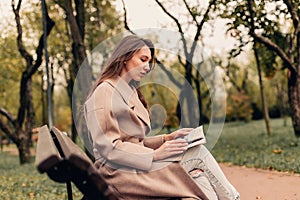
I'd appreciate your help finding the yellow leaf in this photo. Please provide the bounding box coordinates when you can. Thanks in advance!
[272,149,282,154]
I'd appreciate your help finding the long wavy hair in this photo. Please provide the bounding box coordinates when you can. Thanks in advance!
[86,35,156,110]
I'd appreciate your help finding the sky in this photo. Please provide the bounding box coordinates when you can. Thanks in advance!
[114,0,241,57]
[0,0,246,61]
[0,1,14,37]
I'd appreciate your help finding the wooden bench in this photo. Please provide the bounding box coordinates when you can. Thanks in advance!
[35,125,118,200]
[35,125,196,200]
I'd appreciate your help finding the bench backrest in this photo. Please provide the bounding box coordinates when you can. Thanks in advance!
[35,125,118,200]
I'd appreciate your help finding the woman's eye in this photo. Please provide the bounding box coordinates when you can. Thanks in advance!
[141,58,146,62]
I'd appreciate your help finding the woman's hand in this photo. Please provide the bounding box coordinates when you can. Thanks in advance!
[153,139,188,161]
[165,128,193,141]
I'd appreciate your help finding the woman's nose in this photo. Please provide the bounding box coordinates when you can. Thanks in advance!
[144,63,150,72]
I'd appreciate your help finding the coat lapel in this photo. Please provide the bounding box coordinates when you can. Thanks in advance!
[105,77,151,127]
[128,90,151,127]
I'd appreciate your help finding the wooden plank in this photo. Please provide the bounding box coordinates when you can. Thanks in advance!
[51,127,91,171]
[51,126,119,200]
[35,125,61,173]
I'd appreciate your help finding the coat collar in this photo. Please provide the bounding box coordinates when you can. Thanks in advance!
[105,76,151,127]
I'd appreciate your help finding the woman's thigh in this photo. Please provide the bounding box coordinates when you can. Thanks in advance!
[180,145,239,200]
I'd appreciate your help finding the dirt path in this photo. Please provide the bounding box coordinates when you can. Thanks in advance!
[220,163,300,200]
[3,146,300,199]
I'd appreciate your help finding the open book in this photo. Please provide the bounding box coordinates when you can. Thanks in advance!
[178,125,206,148]
[159,126,206,162]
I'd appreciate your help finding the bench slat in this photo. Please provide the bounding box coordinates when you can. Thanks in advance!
[35,125,61,173]
[50,126,118,200]
[51,127,91,171]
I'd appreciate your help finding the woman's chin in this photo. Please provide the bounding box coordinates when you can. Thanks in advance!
[133,77,143,82]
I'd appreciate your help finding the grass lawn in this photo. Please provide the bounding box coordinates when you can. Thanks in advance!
[0,151,82,199]
[0,118,299,199]
[211,118,300,173]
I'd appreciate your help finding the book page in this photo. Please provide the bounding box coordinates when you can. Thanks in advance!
[184,125,206,148]
[158,126,206,162]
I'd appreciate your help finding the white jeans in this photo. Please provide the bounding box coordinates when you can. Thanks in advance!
[180,145,240,200]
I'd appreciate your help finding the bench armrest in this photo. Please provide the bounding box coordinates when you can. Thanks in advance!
[35,125,61,173]
[50,126,118,200]
[51,127,92,171]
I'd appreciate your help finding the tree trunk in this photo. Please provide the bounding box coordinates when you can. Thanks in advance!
[178,62,198,127]
[17,130,32,164]
[288,69,300,137]
[40,70,47,124]
[60,0,92,142]
[154,0,216,128]
[194,69,203,125]
[0,0,54,164]
[246,0,298,135]
[253,43,272,135]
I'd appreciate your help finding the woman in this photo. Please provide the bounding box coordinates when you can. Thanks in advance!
[84,35,239,199]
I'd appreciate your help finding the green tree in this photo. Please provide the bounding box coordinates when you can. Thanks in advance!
[0,36,22,115]
[222,62,254,122]
[43,0,120,141]
[154,0,219,127]
[54,0,92,142]
[0,0,54,164]
[218,0,300,137]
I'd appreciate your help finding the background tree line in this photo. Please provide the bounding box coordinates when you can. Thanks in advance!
[0,0,298,164]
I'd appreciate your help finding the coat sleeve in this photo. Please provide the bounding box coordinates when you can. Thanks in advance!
[143,135,165,150]
[85,85,154,171]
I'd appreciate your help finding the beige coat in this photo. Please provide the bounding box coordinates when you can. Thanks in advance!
[84,76,208,200]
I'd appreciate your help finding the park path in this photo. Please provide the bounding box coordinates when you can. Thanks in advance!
[219,163,300,200]
[3,146,300,199]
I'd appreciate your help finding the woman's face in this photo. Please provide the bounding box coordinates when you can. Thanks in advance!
[121,45,152,83]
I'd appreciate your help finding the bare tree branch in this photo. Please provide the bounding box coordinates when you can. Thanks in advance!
[0,119,18,144]
[247,0,297,74]
[13,0,55,126]
[155,0,189,57]
[283,0,300,63]
[30,10,55,78]
[65,0,84,48]
[120,0,181,88]
[226,73,244,93]
[182,0,199,26]
[0,108,17,126]
[156,59,183,88]
[121,0,134,34]
[178,54,185,66]
[253,34,296,72]
[75,0,85,40]
[219,62,244,93]
[11,0,33,65]
[190,0,217,58]
[283,0,299,33]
